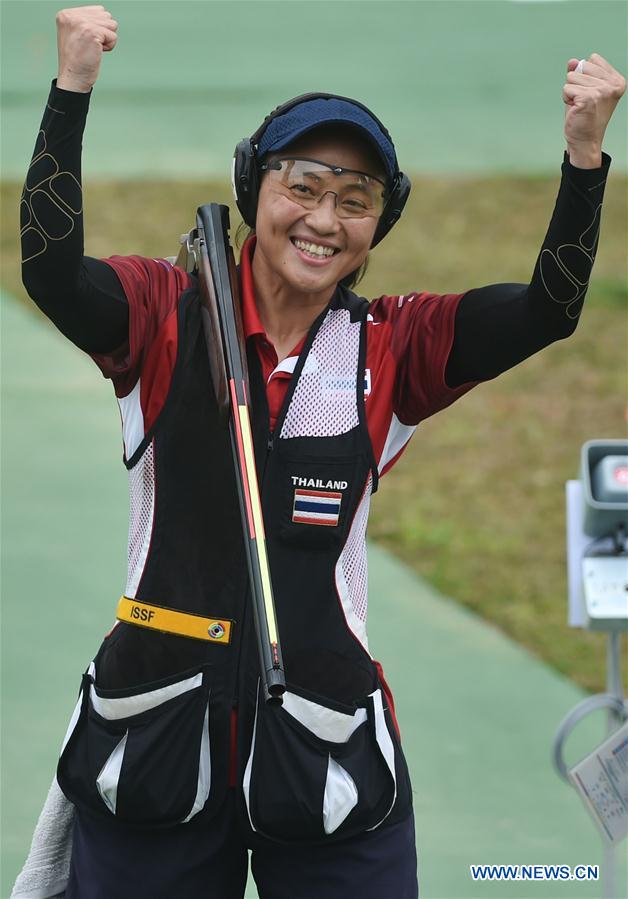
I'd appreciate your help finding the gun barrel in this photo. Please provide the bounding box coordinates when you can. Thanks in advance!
[196,204,286,704]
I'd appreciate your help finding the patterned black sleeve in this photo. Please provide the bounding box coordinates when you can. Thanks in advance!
[20,80,129,355]
[444,152,611,388]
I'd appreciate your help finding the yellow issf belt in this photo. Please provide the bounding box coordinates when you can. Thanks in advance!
[116,597,233,644]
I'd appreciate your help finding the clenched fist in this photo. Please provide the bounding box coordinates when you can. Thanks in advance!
[56,5,118,93]
[563,53,626,168]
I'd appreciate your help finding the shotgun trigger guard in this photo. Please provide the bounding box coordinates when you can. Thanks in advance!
[174,228,200,272]
[193,234,204,268]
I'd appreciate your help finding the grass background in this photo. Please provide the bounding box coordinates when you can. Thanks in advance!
[2,166,626,694]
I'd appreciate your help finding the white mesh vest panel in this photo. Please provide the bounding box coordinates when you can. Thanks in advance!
[280,308,361,439]
[334,475,372,652]
[125,439,156,598]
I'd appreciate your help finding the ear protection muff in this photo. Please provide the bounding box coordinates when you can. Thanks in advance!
[232,92,411,248]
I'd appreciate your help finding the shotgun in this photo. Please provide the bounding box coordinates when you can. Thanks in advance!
[176,204,286,703]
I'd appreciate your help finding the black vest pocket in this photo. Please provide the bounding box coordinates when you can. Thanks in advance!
[243,680,397,844]
[57,664,214,828]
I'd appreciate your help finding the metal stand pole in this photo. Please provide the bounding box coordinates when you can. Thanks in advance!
[602,632,624,899]
[552,635,627,899]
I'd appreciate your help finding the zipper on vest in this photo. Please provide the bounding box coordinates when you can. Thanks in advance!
[231,595,246,709]
[261,430,275,482]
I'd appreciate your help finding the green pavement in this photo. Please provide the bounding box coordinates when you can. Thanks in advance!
[2,1,627,179]
[2,292,622,897]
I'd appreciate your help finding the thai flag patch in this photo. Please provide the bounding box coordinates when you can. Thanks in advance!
[292,489,342,527]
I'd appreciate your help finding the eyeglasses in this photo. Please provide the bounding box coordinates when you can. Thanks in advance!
[259,157,387,219]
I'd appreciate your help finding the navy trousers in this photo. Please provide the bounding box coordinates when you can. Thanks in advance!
[66,789,419,899]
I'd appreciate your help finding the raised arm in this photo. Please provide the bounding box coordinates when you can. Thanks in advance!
[444,53,626,388]
[20,5,128,355]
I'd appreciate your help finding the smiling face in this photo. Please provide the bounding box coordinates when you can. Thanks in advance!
[252,125,386,305]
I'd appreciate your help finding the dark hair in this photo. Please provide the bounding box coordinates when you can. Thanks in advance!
[235,222,369,290]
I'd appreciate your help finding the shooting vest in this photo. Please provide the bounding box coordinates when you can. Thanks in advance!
[57,282,413,843]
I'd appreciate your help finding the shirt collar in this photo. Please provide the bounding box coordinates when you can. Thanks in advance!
[239,234,266,341]
[239,232,353,339]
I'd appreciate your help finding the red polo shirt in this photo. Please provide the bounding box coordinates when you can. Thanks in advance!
[98,240,475,476]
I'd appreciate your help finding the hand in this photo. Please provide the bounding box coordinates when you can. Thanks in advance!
[56,5,118,93]
[563,53,626,167]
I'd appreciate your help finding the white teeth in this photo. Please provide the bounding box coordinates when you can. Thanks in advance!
[293,239,335,258]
